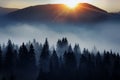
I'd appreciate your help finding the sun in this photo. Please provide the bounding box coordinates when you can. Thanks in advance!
[64,1,79,9]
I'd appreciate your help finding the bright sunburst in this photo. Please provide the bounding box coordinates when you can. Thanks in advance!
[64,1,79,9]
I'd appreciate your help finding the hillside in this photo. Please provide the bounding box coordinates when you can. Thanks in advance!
[0,7,18,16]
[6,3,109,23]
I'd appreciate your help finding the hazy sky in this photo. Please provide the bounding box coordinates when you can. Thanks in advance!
[0,0,120,12]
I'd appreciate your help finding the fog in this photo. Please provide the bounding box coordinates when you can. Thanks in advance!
[0,21,120,52]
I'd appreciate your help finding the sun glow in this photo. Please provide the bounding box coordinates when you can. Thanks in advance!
[65,1,79,9]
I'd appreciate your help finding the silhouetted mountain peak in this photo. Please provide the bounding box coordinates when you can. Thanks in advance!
[6,3,110,23]
[77,3,107,13]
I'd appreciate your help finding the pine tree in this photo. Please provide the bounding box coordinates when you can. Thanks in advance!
[63,51,76,70]
[40,38,49,59]
[28,44,36,68]
[4,40,15,72]
[74,44,81,68]
[18,43,29,68]
[95,51,102,67]
[50,49,59,72]
[62,37,68,46]
[68,45,73,53]
[40,38,50,73]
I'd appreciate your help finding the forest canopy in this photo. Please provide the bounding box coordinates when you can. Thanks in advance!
[0,38,120,80]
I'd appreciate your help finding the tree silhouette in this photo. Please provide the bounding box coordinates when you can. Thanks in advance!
[18,43,29,68]
[0,45,2,71]
[4,40,16,73]
[28,44,36,69]
[63,50,77,70]
[49,49,59,72]
[56,38,68,57]
[40,38,50,73]
[0,38,120,80]
[74,44,81,66]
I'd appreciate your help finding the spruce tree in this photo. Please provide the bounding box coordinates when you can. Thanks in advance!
[28,44,36,68]
[4,40,15,72]
[50,49,59,72]
[40,38,50,73]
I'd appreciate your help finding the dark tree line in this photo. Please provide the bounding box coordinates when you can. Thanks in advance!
[0,38,120,80]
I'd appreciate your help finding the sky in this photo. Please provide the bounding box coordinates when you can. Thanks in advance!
[0,0,120,12]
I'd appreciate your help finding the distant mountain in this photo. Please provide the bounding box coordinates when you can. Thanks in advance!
[109,12,120,20]
[0,7,18,16]
[5,3,119,23]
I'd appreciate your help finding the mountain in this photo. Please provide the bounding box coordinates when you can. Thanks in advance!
[6,3,110,23]
[0,7,18,16]
[109,12,120,20]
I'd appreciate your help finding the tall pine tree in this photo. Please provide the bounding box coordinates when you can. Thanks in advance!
[40,38,50,73]
[28,44,36,69]
[18,43,29,68]
[4,40,15,73]
[50,49,59,72]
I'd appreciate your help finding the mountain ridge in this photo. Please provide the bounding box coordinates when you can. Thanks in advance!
[4,3,120,23]
[0,7,18,16]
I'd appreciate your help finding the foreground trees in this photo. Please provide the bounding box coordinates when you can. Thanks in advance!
[0,38,120,80]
